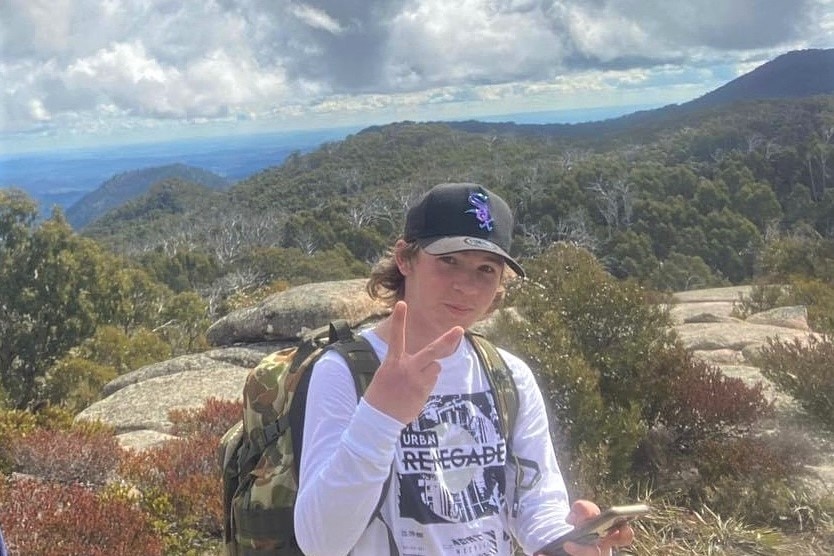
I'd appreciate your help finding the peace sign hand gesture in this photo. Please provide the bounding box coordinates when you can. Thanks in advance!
[363,301,464,424]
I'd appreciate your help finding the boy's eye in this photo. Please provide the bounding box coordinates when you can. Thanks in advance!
[438,255,456,265]
[479,265,497,274]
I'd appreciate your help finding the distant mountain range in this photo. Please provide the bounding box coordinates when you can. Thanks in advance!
[688,48,834,108]
[65,163,229,229]
[421,48,834,140]
[68,48,833,230]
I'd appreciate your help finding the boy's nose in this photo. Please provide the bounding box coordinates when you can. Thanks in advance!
[451,270,478,294]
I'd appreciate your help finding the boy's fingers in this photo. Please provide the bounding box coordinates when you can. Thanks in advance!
[566,500,600,526]
[385,301,407,361]
[412,326,464,371]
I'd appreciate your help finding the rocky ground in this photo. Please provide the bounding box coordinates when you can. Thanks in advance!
[670,286,834,495]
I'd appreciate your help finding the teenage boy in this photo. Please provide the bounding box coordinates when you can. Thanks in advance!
[295,182,633,555]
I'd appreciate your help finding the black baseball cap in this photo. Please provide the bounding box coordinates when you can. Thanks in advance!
[404,182,525,277]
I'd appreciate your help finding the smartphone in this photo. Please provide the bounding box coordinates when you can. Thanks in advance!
[537,504,651,556]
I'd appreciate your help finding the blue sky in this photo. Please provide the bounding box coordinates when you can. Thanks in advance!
[1,0,832,154]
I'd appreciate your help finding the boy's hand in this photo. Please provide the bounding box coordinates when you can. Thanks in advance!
[563,500,634,556]
[363,301,463,424]
[535,500,635,556]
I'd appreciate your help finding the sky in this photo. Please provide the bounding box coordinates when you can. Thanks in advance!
[2,0,833,154]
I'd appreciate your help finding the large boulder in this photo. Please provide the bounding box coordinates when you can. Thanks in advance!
[76,364,249,435]
[76,278,390,450]
[101,345,283,397]
[205,278,389,345]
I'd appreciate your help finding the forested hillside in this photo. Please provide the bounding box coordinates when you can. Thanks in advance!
[83,95,834,299]
[66,163,229,229]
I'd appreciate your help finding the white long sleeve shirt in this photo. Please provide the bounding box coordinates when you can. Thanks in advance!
[294,330,573,555]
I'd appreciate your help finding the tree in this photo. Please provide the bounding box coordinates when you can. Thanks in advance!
[734,181,782,230]
[0,203,114,407]
[157,291,210,354]
[693,179,730,214]
[647,252,728,292]
[0,192,181,408]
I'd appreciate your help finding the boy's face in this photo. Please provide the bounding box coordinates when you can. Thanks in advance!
[399,247,504,332]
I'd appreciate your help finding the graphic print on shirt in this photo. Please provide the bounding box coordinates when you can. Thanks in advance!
[398,391,506,525]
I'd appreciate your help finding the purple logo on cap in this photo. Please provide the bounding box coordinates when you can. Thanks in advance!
[466,192,494,231]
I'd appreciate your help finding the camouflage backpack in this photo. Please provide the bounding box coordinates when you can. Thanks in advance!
[218,320,520,556]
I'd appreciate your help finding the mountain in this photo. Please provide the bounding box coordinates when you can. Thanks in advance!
[434,48,834,140]
[65,163,229,229]
[687,48,834,109]
[82,178,224,247]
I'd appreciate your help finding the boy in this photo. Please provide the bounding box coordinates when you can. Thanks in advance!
[294,183,633,555]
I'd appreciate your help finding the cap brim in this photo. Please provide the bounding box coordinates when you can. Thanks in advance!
[418,236,526,278]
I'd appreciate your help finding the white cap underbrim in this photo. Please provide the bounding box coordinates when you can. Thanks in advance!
[418,236,526,278]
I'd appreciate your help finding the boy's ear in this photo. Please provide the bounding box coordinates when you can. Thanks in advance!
[394,239,414,275]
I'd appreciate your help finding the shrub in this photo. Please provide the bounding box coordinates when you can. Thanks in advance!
[120,433,223,534]
[0,476,163,556]
[497,243,776,502]
[731,283,790,319]
[657,358,772,446]
[8,426,122,485]
[755,335,834,430]
[789,278,834,334]
[168,397,242,438]
[0,406,81,474]
[694,436,808,486]
[118,399,238,546]
[44,325,172,411]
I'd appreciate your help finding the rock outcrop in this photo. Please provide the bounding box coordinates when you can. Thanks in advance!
[670,286,834,491]
[76,279,390,449]
[76,283,833,493]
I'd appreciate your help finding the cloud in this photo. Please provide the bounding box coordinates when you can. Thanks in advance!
[0,0,831,142]
[289,3,345,34]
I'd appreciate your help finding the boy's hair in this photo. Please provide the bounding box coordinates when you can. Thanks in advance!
[366,240,506,316]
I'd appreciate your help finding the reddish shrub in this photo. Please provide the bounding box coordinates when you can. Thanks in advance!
[0,476,163,556]
[659,359,773,443]
[9,427,122,485]
[695,435,809,483]
[120,433,223,533]
[168,397,242,438]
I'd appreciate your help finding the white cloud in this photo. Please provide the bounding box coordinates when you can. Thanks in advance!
[289,3,345,34]
[0,0,830,148]
[386,0,567,88]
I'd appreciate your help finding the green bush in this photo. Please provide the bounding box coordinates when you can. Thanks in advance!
[789,278,834,334]
[497,243,776,505]
[731,283,790,319]
[755,335,834,430]
[43,325,172,412]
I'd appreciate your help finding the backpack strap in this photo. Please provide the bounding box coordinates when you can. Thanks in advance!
[466,332,518,446]
[329,321,380,398]
[467,332,539,518]
[292,320,399,554]
[290,321,380,476]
